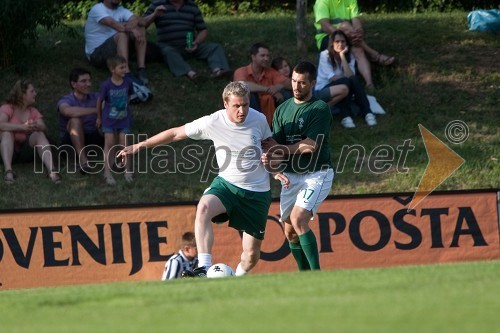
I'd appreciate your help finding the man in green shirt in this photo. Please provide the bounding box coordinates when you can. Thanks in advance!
[314,0,395,89]
[262,61,334,270]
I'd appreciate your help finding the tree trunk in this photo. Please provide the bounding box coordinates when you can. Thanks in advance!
[296,0,308,57]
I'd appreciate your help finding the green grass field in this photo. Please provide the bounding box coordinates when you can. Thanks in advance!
[1,260,499,333]
[0,11,498,209]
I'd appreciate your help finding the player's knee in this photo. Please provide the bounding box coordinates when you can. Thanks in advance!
[196,201,210,216]
[284,229,298,243]
[68,117,84,130]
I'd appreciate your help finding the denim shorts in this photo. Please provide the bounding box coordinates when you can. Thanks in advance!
[101,127,131,134]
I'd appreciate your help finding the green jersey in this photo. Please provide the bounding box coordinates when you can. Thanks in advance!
[272,97,333,173]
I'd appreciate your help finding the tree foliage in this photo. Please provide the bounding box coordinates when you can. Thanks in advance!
[0,0,66,69]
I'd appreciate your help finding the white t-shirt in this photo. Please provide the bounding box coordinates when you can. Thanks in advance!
[315,49,356,91]
[84,3,134,57]
[184,108,272,192]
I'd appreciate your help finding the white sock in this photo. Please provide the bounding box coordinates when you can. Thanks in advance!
[198,253,212,269]
[235,263,248,276]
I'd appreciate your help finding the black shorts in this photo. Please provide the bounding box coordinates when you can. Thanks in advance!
[89,36,117,68]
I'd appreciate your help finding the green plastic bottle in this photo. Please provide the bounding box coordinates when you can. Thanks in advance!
[186,31,194,48]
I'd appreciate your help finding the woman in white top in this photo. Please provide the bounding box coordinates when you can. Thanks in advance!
[316,30,377,128]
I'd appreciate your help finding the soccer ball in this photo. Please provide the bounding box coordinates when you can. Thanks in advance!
[206,263,235,278]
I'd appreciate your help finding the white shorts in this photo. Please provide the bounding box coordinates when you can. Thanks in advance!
[279,168,334,222]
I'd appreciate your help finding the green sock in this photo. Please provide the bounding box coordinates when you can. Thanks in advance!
[289,242,311,271]
[299,230,320,270]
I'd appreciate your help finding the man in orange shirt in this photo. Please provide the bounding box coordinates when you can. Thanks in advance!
[233,42,291,125]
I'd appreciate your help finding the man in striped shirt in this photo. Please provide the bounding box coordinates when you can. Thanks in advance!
[142,0,230,81]
[161,232,198,280]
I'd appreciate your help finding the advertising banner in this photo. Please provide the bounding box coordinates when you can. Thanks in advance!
[0,205,195,289]
[0,190,498,290]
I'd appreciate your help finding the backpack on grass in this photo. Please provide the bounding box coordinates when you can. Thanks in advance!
[127,73,153,104]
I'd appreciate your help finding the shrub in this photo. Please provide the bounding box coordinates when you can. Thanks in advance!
[0,1,65,69]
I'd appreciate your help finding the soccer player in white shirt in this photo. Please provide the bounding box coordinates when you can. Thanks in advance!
[118,81,288,276]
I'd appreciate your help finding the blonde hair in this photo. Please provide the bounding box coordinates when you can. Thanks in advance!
[6,79,32,107]
[106,55,127,71]
[222,81,250,102]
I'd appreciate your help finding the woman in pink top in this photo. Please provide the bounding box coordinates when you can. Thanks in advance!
[0,80,61,184]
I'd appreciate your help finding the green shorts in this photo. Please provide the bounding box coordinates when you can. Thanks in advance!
[204,176,272,240]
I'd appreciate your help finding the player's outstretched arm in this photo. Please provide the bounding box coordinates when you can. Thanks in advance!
[118,125,189,159]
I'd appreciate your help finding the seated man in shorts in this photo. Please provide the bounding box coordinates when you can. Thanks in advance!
[84,0,149,84]
[58,68,104,172]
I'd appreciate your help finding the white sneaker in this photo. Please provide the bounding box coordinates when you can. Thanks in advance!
[367,95,386,115]
[341,117,356,128]
[365,113,377,126]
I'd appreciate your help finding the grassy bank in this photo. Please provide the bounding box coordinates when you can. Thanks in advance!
[0,11,498,209]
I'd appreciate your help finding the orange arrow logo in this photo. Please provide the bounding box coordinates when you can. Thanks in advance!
[408,124,465,210]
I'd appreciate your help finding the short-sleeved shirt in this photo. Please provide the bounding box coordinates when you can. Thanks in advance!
[184,108,272,192]
[161,250,198,280]
[272,97,333,173]
[98,77,133,130]
[314,0,360,49]
[57,92,99,138]
[0,104,43,150]
[84,3,134,57]
[315,49,356,91]
[145,0,206,47]
[233,64,289,125]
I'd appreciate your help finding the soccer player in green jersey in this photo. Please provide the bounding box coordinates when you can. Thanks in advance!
[262,61,333,270]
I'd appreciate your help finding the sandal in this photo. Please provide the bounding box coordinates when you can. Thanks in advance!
[124,172,134,184]
[186,71,198,82]
[104,174,116,186]
[373,53,395,66]
[48,172,62,184]
[4,169,16,185]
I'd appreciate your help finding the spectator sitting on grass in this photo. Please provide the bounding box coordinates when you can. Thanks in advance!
[314,0,395,90]
[57,68,104,173]
[0,80,61,185]
[84,0,150,84]
[141,0,231,81]
[315,30,377,128]
[233,43,292,126]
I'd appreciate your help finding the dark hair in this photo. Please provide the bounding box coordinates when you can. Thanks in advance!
[271,57,287,71]
[328,30,351,65]
[181,232,196,247]
[249,42,269,56]
[293,61,317,81]
[69,68,91,88]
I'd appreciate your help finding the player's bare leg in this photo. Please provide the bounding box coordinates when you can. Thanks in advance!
[236,233,262,276]
[194,194,226,269]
